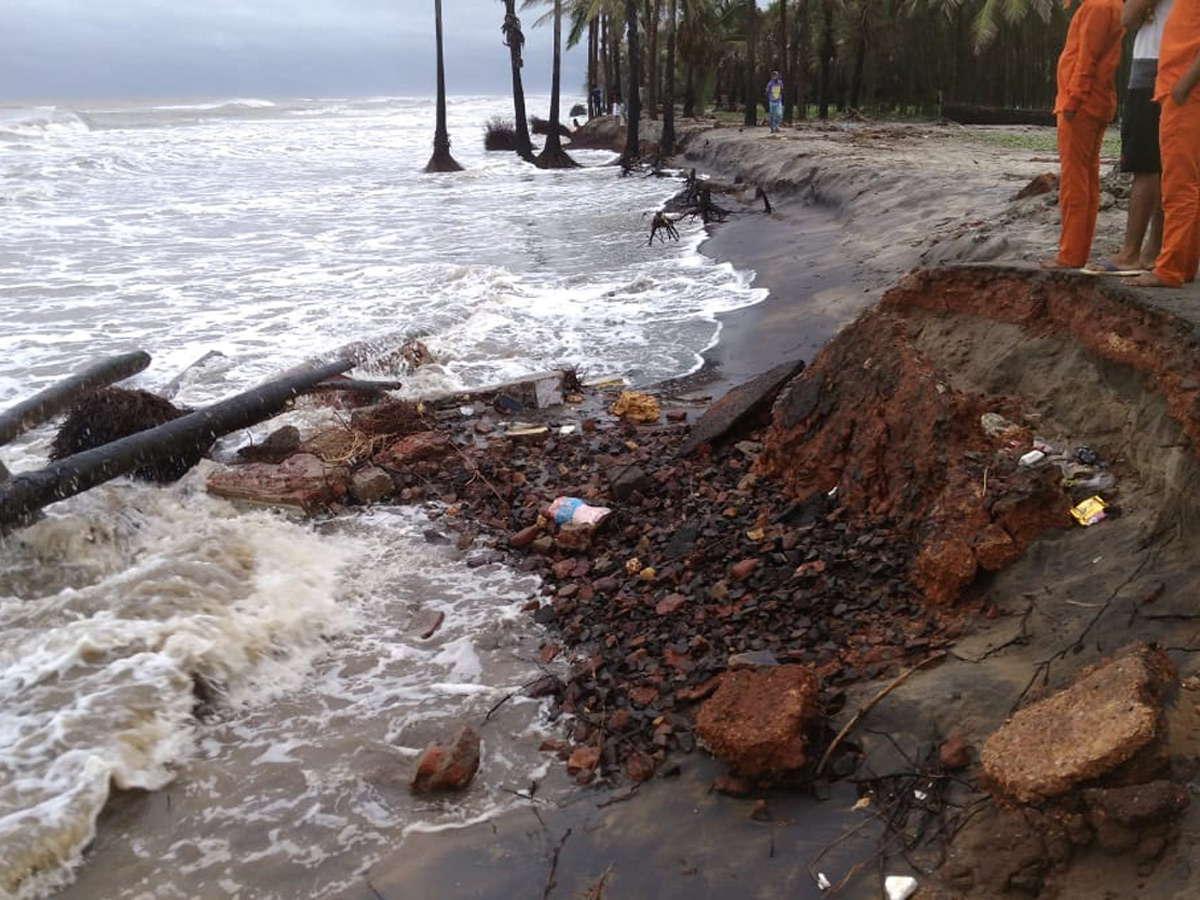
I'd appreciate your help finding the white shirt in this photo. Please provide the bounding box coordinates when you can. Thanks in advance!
[1133,0,1174,60]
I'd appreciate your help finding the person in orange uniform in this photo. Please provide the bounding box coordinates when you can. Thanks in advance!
[1042,0,1125,270]
[1125,0,1200,287]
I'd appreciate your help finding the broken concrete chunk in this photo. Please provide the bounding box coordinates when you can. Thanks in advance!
[206,453,350,513]
[981,644,1175,803]
[695,664,819,779]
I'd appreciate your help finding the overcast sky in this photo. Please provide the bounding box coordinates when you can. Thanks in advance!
[1,0,588,102]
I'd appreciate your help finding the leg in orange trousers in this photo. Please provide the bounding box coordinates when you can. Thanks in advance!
[1151,98,1200,287]
[1054,111,1107,268]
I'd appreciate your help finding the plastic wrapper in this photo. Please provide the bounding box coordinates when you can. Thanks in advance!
[546,496,612,528]
[1070,495,1107,526]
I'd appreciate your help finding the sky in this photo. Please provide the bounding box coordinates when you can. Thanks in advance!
[0,0,589,102]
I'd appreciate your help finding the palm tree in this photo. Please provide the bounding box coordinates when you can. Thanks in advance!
[502,0,536,161]
[742,0,759,126]
[425,0,463,172]
[620,0,643,164]
[661,0,678,153]
[536,0,580,167]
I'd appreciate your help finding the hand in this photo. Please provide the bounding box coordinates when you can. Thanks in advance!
[1170,76,1195,106]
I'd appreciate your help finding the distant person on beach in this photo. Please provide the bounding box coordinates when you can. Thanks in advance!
[1041,0,1125,270]
[1124,0,1200,288]
[591,85,603,118]
[766,71,784,133]
[1087,0,1173,273]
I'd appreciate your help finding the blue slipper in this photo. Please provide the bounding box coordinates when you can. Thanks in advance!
[1082,260,1144,275]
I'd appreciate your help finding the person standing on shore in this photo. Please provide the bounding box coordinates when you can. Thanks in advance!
[766,71,784,133]
[1124,0,1200,288]
[1088,0,1173,273]
[1041,0,1125,270]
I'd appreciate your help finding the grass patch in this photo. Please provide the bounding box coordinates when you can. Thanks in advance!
[958,127,1121,158]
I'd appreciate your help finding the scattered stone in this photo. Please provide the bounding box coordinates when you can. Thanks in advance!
[510,524,541,548]
[939,732,970,770]
[237,425,301,463]
[373,431,453,467]
[1013,171,1057,200]
[350,465,394,504]
[411,609,445,640]
[410,726,481,793]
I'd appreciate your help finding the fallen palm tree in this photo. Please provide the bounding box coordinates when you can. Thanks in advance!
[0,358,351,532]
[0,351,152,465]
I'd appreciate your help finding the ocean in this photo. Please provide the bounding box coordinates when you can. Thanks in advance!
[0,95,766,899]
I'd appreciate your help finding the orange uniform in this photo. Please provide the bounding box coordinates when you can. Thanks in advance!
[1052,0,1125,267]
[1151,0,1200,286]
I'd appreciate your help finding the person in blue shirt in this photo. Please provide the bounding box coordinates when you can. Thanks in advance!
[765,71,784,133]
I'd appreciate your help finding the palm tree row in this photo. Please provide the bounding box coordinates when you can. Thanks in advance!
[428,0,1077,174]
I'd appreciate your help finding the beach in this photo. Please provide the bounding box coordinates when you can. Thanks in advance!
[356,120,1200,900]
[8,105,1200,900]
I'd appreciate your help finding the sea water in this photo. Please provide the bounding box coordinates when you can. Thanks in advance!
[0,95,765,899]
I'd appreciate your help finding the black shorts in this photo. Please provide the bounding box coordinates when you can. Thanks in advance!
[1120,87,1161,174]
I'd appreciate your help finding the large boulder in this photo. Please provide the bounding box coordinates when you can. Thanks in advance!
[981,644,1175,803]
[695,664,819,780]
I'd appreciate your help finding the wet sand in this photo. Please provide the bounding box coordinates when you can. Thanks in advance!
[366,122,1200,900]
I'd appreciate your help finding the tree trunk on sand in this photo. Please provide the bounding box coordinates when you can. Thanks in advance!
[743,0,758,127]
[0,360,353,533]
[778,0,788,123]
[683,64,696,118]
[647,0,660,120]
[788,0,805,121]
[536,0,579,168]
[611,14,623,113]
[818,0,835,120]
[848,6,868,111]
[502,0,536,162]
[661,0,677,155]
[0,351,152,449]
[426,0,463,172]
[587,17,599,119]
[620,0,643,165]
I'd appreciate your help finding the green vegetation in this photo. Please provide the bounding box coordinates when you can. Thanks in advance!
[959,128,1121,158]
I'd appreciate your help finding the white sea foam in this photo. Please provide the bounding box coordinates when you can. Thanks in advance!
[0,94,767,899]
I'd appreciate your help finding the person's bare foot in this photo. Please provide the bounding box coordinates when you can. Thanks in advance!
[1122,272,1178,288]
[1039,258,1078,270]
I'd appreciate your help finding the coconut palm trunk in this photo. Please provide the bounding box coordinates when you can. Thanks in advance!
[501,0,536,161]
[425,0,463,172]
[535,0,579,168]
[743,0,758,127]
[661,0,677,154]
[620,0,642,164]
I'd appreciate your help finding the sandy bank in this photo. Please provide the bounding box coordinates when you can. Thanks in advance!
[674,120,1200,396]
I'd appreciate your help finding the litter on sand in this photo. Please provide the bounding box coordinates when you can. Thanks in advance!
[1070,495,1107,526]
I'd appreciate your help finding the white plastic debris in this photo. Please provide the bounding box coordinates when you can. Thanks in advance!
[884,875,918,900]
[913,789,928,801]
[1018,449,1045,467]
[816,872,832,891]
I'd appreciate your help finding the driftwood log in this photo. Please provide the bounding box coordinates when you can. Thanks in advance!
[0,351,152,448]
[940,103,1055,127]
[0,359,352,531]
